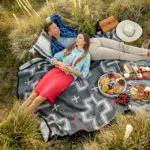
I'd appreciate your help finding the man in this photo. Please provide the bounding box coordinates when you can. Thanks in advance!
[44,20,150,61]
[44,21,76,49]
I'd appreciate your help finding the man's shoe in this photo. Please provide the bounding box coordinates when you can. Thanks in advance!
[142,39,150,49]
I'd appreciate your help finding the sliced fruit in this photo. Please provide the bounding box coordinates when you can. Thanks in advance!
[102,85,109,93]
[108,89,113,95]
[114,73,120,78]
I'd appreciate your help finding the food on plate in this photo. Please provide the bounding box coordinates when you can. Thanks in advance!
[116,78,125,86]
[123,64,133,73]
[108,89,113,95]
[112,85,122,93]
[113,73,120,78]
[114,93,130,105]
[130,84,150,101]
[123,63,150,80]
[102,85,109,93]
[99,76,110,85]
[98,72,126,97]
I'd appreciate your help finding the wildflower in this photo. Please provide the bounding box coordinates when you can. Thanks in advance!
[124,124,133,140]
[78,0,81,8]
[84,5,90,16]
[74,0,77,8]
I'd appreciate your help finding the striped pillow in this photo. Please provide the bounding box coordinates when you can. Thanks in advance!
[33,33,52,58]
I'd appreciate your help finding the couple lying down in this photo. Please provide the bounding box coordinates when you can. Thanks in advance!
[22,16,150,112]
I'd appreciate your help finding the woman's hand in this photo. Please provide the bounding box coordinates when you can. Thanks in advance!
[53,59,74,74]
[53,59,60,68]
[59,62,69,74]
[66,65,83,78]
[65,65,73,73]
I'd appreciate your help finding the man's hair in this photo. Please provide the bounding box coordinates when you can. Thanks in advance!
[44,21,54,34]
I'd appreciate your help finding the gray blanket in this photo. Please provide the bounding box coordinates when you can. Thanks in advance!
[18,58,150,141]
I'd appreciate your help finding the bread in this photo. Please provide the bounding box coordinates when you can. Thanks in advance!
[123,64,133,73]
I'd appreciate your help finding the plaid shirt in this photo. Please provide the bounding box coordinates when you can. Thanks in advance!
[49,14,78,56]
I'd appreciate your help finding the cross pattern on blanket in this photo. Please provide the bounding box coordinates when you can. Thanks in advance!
[80,94,113,130]
[18,58,150,139]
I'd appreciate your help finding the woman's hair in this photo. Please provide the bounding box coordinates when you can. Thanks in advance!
[64,33,90,66]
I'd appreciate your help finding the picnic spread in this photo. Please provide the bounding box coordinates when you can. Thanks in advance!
[17,14,150,141]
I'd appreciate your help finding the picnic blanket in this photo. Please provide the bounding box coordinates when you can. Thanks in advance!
[18,58,150,141]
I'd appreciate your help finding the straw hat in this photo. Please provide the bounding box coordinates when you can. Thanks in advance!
[116,20,142,42]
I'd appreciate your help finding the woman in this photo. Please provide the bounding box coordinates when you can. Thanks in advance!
[22,33,90,111]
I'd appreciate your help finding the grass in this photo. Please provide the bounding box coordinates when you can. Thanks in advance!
[0,0,150,149]
[0,102,43,150]
[1,104,150,150]
[0,101,96,150]
[82,111,150,150]
[6,0,150,60]
[99,111,150,150]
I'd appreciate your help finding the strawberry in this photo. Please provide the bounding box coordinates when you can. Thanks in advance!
[114,73,120,78]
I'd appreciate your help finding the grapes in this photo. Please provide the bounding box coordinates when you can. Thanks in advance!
[115,93,130,105]
[108,72,114,78]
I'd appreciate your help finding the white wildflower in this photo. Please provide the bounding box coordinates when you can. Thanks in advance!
[74,0,77,8]
[84,5,90,16]
[124,124,133,140]
[78,0,81,8]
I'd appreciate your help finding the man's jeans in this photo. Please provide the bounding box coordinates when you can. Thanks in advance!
[89,37,149,61]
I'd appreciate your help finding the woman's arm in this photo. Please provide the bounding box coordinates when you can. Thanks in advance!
[51,49,66,64]
[67,53,91,79]
[52,56,69,74]
[67,66,83,78]
[53,59,67,71]
[51,49,68,72]
[53,58,62,67]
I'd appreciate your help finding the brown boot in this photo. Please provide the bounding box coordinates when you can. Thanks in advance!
[143,39,150,49]
[148,49,150,56]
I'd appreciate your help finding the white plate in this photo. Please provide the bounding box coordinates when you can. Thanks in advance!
[129,84,150,103]
[98,72,127,98]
